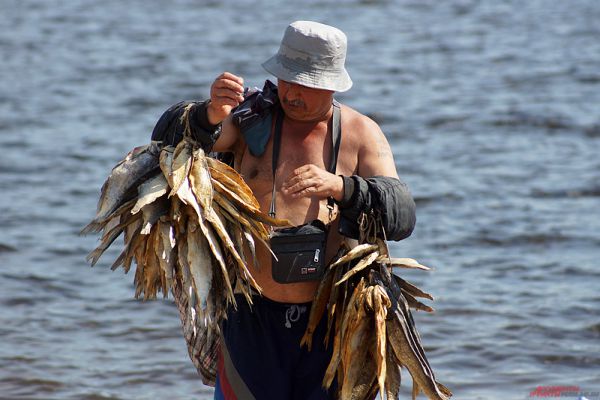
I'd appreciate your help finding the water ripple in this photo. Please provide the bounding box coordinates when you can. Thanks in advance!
[2,0,599,399]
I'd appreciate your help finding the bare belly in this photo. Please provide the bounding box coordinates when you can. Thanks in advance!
[236,123,349,303]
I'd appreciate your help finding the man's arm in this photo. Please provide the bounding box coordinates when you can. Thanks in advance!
[207,72,244,152]
[337,116,416,241]
[280,112,416,241]
[356,117,399,178]
[150,72,244,152]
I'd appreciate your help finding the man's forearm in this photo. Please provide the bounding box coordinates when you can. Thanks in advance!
[337,175,416,241]
[206,100,225,126]
[151,100,222,151]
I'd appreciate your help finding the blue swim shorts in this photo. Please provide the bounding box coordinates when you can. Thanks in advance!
[214,294,336,400]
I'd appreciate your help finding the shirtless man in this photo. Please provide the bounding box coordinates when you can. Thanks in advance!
[152,21,415,400]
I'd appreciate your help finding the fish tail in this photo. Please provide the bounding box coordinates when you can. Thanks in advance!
[80,221,102,235]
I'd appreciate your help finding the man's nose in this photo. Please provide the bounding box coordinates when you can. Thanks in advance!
[285,84,302,100]
[283,94,302,107]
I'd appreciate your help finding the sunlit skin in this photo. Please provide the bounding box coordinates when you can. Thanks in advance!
[276,79,345,201]
[277,79,335,122]
[207,72,398,303]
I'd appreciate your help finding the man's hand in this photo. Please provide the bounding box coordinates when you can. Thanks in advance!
[207,72,245,125]
[281,164,344,201]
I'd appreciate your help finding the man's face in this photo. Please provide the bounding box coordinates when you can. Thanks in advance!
[277,79,334,122]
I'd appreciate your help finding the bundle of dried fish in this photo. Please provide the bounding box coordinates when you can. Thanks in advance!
[82,130,289,384]
[301,238,452,400]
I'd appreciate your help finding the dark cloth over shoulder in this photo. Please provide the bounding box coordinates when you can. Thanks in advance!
[150,100,221,151]
[337,175,416,241]
[231,80,280,157]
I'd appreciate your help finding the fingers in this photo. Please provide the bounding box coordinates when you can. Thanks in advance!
[282,164,328,198]
[211,73,244,103]
[290,186,319,198]
[219,72,244,86]
[282,165,312,191]
[284,178,321,197]
[207,72,245,124]
[213,86,244,100]
[282,165,312,189]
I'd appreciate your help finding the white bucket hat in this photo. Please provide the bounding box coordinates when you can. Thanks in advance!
[262,21,353,92]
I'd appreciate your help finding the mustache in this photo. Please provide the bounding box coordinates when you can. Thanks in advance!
[282,98,305,108]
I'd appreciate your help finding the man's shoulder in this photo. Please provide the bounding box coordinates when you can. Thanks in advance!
[338,103,383,138]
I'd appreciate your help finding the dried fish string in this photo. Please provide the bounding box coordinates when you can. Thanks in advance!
[83,135,290,386]
[302,213,451,399]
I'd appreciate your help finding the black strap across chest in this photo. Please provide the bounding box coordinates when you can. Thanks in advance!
[269,101,342,218]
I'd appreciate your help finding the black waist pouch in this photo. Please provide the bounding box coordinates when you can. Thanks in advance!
[270,220,328,283]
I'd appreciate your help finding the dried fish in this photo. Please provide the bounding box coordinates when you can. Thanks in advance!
[188,148,213,213]
[373,285,391,397]
[206,157,259,209]
[169,140,192,197]
[140,196,169,235]
[384,343,401,400]
[132,174,168,215]
[387,311,451,400]
[156,219,175,293]
[211,179,290,227]
[310,225,450,400]
[335,250,380,286]
[83,134,289,386]
[340,292,373,400]
[394,274,434,301]
[83,143,160,233]
[323,278,365,389]
[328,243,378,270]
[300,264,335,351]
[379,257,431,271]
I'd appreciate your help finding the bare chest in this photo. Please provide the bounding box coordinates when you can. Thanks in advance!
[239,125,332,197]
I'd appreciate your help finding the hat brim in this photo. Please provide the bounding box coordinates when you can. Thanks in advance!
[262,55,353,93]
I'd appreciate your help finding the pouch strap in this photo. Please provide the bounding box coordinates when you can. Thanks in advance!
[269,101,341,218]
[269,110,285,217]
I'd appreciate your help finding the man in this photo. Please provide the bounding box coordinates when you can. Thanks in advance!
[152,21,415,400]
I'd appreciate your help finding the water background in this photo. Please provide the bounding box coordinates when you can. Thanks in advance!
[1,0,599,399]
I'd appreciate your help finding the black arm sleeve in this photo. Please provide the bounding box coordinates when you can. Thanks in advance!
[337,175,416,241]
[150,100,221,151]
